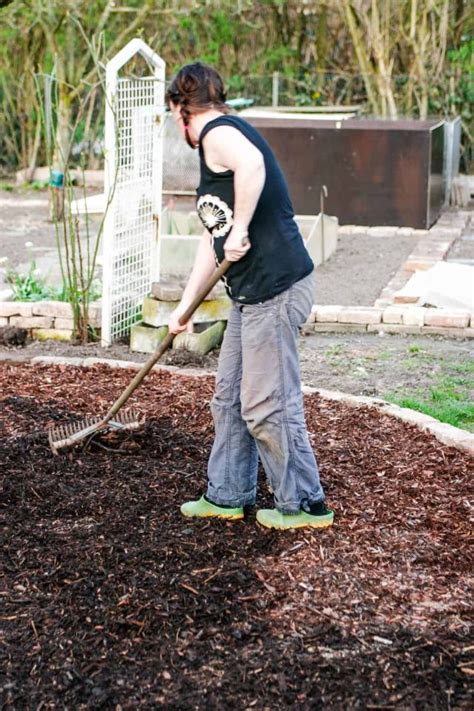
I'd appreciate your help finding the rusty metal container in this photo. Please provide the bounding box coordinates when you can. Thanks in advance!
[245,115,445,228]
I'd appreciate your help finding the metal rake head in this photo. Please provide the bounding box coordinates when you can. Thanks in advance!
[48,410,144,454]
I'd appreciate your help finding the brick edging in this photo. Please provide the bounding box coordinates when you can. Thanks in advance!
[304,304,474,338]
[3,354,472,455]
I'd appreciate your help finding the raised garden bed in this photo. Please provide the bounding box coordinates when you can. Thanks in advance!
[1,362,472,707]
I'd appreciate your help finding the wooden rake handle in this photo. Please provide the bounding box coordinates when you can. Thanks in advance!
[103,259,232,423]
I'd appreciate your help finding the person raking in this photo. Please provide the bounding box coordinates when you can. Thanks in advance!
[166,62,334,530]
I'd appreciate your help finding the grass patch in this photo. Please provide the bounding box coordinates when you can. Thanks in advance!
[387,377,474,432]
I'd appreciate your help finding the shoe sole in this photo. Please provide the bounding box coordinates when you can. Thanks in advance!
[181,511,244,520]
[257,518,334,530]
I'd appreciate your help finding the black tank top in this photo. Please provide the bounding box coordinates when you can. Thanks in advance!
[196,114,313,304]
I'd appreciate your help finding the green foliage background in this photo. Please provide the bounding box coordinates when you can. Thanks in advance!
[0,0,472,174]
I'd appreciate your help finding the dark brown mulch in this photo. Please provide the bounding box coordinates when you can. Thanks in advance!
[1,363,472,709]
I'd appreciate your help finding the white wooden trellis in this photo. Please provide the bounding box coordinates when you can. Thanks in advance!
[101,39,165,346]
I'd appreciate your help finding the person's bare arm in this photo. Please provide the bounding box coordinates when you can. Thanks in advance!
[202,126,266,261]
[168,231,216,334]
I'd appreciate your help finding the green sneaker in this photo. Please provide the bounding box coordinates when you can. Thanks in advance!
[180,495,244,520]
[256,507,334,530]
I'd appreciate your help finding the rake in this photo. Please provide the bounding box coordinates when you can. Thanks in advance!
[48,259,231,454]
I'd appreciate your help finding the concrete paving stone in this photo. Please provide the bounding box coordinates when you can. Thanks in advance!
[401,307,426,326]
[393,294,421,304]
[382,306,406,324]
[32,301,73,318]
[11,316,53,329]
[54,318,75,330]
[31,328,73,341]
[350,225,370,235]
[337,225,354,235]
[420,326,469,338]
[374,298,393,309]
[382,404,438,426]
[313,323,368,333]
[338,307,382,324]
[130,322,168,354]
[142,295,231,327]
[396,227,415,237]
[424,310,470,328]
[423,421,474,455]
[0,302,33,317]
[173,321,226,355]
[151,281,184,301]
[367,226,399,237]
[305,305,317,324]
[82,357,141,369]
[367,323,421,335]
[429,227,462,239]
[30,355,84,367]
[403,258,438,272]
[314,305,343,322]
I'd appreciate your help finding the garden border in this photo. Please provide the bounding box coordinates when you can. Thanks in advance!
[2,353,473,455]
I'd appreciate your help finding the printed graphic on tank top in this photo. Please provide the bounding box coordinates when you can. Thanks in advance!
[196,114,313,305]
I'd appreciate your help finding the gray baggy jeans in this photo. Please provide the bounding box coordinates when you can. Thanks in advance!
[206,271,325,514]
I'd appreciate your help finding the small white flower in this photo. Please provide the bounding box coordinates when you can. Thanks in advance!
[25,241,34,249]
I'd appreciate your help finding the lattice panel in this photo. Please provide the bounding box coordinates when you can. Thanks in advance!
[102,42,165,346]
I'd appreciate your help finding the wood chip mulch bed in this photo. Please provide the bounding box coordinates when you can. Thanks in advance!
[1,362,472,709]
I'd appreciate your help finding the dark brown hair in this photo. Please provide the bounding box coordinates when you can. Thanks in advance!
[166,62,230,130]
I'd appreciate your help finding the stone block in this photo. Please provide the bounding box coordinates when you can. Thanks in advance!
[367,324,421,335]
[151,281,184,302]
[0,316,8,326]
[367,226,398,237]
[142,294,231,328]
[374,299,392,309]
[130,322,168,354]
[393,294,422,304]
[401,307,426,326]
[82,357,141,369]
[173,321,226,355]
[32,301,73,318]
[423,310,470,328]
[10,316,53,329]
[87,303,102,326]
[314,305,343,322]
[338,307,382,325]
[403,258,437,272]
[313,323,368,333]
[424,422,474,455]
[30,355,84,366]
[31,328,73,341]
[382,306,405,324]
[54,318,75,330]
[397,227,414,237]
[463,328,474,338]
[0,302,33,317]
[429,227,462,239]
[420,326,468,338]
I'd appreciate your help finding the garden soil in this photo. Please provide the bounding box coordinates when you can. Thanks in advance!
[1,362,472,708]
[1,330,473,401]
